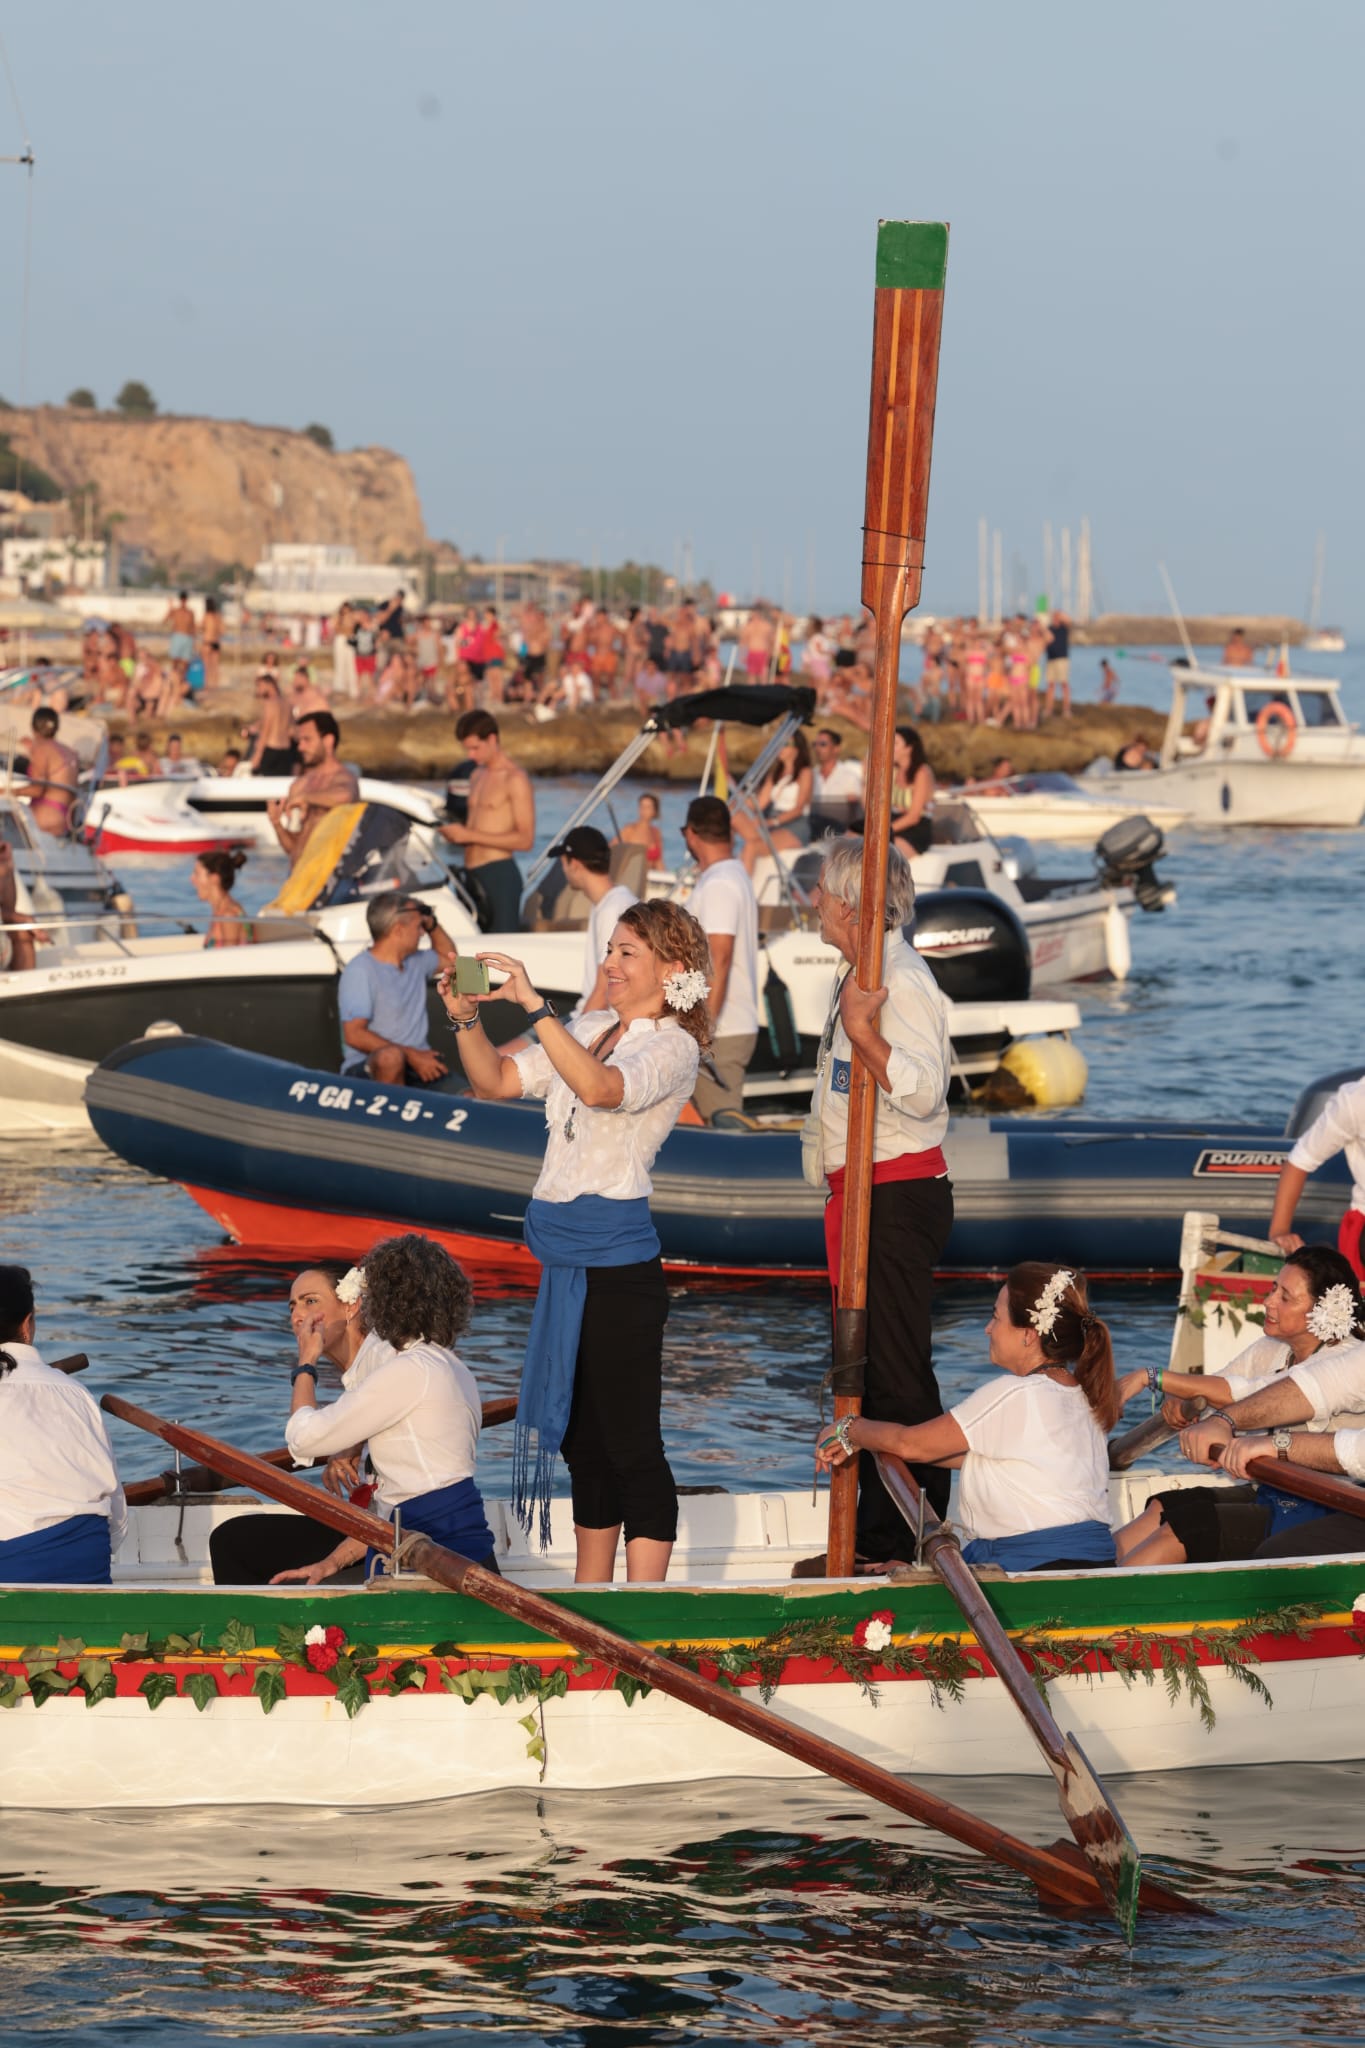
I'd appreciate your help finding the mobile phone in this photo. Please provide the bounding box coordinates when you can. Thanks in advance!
[454,957,491,996]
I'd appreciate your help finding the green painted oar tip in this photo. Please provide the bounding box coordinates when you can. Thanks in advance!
[875,220,948,291]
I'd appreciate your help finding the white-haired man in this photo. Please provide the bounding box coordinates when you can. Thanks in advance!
[810,836,954,1568]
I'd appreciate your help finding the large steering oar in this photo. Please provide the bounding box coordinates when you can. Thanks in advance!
[102,1393,1202,1935]
[875,1451,1142,1939]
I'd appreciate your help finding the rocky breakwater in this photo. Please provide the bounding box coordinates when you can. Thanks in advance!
[138,695,1171,784]
[3,407,426,574]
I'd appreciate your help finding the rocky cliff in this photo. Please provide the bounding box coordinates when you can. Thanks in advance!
[3,407,427,572]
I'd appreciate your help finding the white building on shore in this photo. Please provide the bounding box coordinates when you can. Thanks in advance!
[243,543,424,616]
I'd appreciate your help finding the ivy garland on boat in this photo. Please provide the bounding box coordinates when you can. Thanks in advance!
[0,1600,1341,1743]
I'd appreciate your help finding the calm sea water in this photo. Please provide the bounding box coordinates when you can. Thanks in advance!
[1,648,1363,2041]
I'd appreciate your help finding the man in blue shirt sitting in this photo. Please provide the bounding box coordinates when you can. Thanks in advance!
[338,890,459,1085]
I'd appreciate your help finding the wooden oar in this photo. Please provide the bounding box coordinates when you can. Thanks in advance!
[828,220,949,1579]
[123,1394,520,1508]
[100,1391,1201,1930]
[1213,1443,1365,1520]
[50,1352,89,1376]
[874,1450,1140,1940]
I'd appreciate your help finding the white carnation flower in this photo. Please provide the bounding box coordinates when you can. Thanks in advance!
[304,1625,328,1647]
[663,967,710,1012]
[335,1267,363,1305]
[863,1617,893,1653]
[1307,1282,1358,1346]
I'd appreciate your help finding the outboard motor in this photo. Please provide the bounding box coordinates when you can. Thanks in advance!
[1285,1066,1365,1139]
[1094,814,1174,913]
[908,887,1031,1003]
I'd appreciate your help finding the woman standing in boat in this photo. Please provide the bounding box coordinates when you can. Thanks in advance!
[816,1264,1121,1574]
[441,901,710,1584]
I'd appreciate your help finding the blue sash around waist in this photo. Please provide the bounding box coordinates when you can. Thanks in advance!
[961,1519,1116,1573]
[516,1193,660,1549]
[1257,1485,1332,1540]
[369,1476,496,1576]
[0,1513,112,1586]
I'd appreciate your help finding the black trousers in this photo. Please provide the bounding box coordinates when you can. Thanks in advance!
[851,1174,956,1562]
[561,1257,679,1544]
[209,1513,359,1585]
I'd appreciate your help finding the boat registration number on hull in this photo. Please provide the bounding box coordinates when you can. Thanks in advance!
[1192,1149,1285,1177]
[286,1077,468,1134]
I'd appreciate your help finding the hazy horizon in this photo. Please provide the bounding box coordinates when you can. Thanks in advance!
[1,3,1361,624]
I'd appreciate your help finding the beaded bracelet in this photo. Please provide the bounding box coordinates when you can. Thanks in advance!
[1146,1362,1164,1413]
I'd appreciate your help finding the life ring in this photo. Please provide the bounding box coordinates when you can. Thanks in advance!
[1256,701,1295,758]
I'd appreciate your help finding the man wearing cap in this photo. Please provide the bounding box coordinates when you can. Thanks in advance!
[682,795,760,1123]
[337,890,459,1085]
[549,825,639,1019]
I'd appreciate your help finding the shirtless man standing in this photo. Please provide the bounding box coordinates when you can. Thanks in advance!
[438,709,535,932]
[289,665,331,720]
[267,710,360,866]
[249,676,296,776]
[163,591,197,686]
[739,605,775,679]
[23,709,80,838]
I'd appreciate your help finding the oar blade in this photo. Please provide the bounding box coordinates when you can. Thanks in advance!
[1049,1734,1141,1944]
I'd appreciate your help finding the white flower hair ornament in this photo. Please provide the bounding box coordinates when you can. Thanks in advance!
[1029,1268,1075,1340]
[335,1266,364,1306]
[1307,1282,1359,1345]
[663,967,710,1013]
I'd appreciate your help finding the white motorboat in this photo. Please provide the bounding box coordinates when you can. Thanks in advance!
[752,798,1173,988]
[0,796,1082,1136]
[83,770,442,856]
[946,770,1191,843]
[1082,662,1365,827]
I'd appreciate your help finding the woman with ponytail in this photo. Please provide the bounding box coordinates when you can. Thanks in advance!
[192,848,253,949]
[817,1262,1119,1574]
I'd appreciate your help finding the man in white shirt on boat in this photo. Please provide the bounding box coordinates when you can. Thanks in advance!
[810,729,865,834]
[682,795,760,1124]
[1270,1071,1365,1281]
[548,825,638,1021]
[0,1263,126,1584]
[810,837,955,1566]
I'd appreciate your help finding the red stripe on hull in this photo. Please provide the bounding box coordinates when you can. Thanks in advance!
[180,1183,827,1280]
[89,830,253,857]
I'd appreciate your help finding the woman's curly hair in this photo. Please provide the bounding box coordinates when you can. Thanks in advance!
[359,1234,473,1349]
[616,899,714,1048]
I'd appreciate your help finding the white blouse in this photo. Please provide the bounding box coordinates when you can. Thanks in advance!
[512,1011,700,1203]
[950,1371,1111,1546]
[285,1334,482,1514]
[0,1343,128,1548]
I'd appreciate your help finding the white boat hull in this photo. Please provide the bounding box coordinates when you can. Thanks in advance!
[1086,757,1365,829]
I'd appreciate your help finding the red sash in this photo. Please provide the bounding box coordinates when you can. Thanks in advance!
[823,1148,947,1282]
[1339,1207,1365,1283]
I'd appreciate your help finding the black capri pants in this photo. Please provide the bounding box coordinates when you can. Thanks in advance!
[561,1256,678,1544]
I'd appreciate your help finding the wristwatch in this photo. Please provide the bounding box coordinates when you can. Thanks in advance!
[1272,1428,1294,1460]
[291,1363,319,1385]
[523,999,557,1029]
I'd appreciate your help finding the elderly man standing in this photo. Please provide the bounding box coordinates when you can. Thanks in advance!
[809,835,955,1567]
[338,890,459,1086]
[682,794,759,1123]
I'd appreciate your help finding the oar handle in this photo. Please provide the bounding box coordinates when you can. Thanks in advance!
[99,1389,1197,1924]
[50,1352,89,1376]
[1215,1443,1365,1520]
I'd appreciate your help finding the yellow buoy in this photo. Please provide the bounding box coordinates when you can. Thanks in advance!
[998,1035,1088,1109]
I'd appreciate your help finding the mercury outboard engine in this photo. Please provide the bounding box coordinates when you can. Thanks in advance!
[1094,814,1174,912]
[908,887,1031,1003]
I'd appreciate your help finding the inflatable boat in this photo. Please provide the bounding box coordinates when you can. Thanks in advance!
[85,1036,1355,1280]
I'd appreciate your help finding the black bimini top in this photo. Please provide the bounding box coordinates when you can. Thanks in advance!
[651,683,817,732]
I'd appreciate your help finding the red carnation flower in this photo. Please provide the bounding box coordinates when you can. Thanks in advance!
[306,1643,340,1673]
[323,1625,347,1651]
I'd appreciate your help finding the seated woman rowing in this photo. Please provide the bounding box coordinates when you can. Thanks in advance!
[267,1235,496,1586]
[816,1263,1121,1574]
[1114,1248,1365,1567]
[0,1263,126,1586]
[209,1261,368,1584]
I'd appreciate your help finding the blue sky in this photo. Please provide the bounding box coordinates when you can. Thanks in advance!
[1,2,1361,620]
